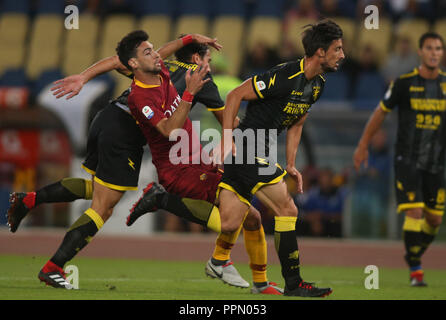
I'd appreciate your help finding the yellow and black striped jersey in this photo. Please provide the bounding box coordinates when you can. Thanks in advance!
[380,68,446,173]
[238,58,325,157]
[165,60,225,111]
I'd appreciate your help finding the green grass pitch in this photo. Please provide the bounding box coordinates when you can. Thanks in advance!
[0,254,445,300]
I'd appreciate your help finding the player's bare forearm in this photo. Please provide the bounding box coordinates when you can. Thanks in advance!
[156,101,192,138]
[81,56,125,82]
[286,114,307,167]
[157,38,184,60]
[157,34,222,60]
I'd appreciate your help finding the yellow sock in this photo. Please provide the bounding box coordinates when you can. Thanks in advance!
[244,226,267,283]
[84,208,104,230]
[212,224,242,261]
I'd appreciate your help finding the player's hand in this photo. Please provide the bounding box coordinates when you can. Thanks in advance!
[185,62,211,95]
[191,34,223,51]
[353,145,369,172]
[50,74,86,99]
[286,165,303,194]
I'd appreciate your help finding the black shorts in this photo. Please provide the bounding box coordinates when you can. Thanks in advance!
[218,155,287,206]
[82,104,146,191]
[394,162,445,216]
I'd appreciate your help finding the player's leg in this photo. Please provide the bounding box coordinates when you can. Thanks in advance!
[38,180,124,289]
[402,208,425,285]
[255,179,332,297]
[242,207,283,294]
[7,178,93,232]
[6,178,93,233]
[410,174,445,285]
[395,165,428,285]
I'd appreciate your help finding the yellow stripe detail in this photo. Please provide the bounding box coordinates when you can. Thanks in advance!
[402,216,422,232]
[424,206,444,216]
[208,105,225,111]
[253,76,264,99]
[134,78,160,88]
[288,59,305,80]
[275,216,297,232]
[85,180,93,200]
[319,74,326,82]
[217,182,251,206]
[399,68,419,79]
[251,170,287,195]
[93,176,137,191]
[84,208,104,230]
[397,202,425,213]
[81,164,96,176]
[206,206,222,233]
[379,101,392,113]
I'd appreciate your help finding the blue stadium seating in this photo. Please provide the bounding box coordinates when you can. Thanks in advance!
[133,0,175,16]
[353,72,386,109]
[31,68,64,98]
[0,68,28,86]
[318,72,350,101]
[0,0,30,13]
[252,0,284,17]
[176,0,210,17]
[214,0,245,17]
[35,0,65,14]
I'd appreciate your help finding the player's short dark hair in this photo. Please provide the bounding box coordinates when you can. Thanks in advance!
[175,34,209,62]
[301,20,343,57]
[116,30,149,70]
[419,32,444,49]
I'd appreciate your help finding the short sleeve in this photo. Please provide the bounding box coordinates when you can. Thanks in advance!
[380,78,404,112]
[195,74,225,111]
[251,64,294,99]
[128,93,165,128]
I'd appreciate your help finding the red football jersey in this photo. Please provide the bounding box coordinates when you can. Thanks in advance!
[128,61,201,171]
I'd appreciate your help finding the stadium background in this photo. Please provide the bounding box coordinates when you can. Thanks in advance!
[0,0,446,291]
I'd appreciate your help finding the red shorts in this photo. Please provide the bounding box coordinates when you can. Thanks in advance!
[157,163,222,203]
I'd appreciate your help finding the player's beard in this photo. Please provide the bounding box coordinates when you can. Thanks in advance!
[321,61,337,73]
[142,65,162,74]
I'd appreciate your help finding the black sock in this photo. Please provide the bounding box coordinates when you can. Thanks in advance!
[403,230,423,268]
[50,210,101,268]
[211,257,227,266]
[36,178,92,206]
[159,193,215,228]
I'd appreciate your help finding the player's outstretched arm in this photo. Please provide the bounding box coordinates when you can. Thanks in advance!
[157,34,222,60]
[50,56,125,99]
[213,79,257,164]
[353,105,388,171]
[286,114,308,194]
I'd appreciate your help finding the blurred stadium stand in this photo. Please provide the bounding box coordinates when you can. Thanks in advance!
[0,0,445,239]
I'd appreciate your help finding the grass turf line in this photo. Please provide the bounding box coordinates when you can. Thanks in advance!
[0,254,445,300]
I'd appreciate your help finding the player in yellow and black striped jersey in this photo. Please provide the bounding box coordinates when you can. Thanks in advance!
[354,32,445,287]
[216,20,345,297]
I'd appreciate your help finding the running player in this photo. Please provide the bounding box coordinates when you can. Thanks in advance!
[353,32,446,287]
[5,33,213,289]
[7,32,280,294]
[133,19,344,297]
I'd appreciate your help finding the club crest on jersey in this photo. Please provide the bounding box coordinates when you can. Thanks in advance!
[142,106,154,120]
[257,80,266,91]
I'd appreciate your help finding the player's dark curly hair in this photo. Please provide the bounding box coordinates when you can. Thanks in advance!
[301,20,343,57]
[419,32,444,49]
[116,30,149,70]
[175,34,209,63]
